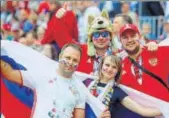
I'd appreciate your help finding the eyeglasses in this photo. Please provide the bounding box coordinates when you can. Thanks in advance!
[92,31,110,39]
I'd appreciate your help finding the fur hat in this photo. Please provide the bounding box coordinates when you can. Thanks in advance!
[87,9,113,57]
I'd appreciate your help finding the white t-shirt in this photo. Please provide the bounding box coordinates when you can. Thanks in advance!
[21,69,85,118]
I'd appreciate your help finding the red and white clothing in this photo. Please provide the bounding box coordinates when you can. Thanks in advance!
[121,46,169,102]
[77,44,113,75]
[77,44,95,74]
[21,69,85,118]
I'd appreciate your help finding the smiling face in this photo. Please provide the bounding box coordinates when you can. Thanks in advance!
[92,30,111,49]
[59,46,81,75]
[120,29,141,55]
[99,56,121,82]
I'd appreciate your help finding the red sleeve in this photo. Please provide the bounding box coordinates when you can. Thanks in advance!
[71,12,78,42]
[41,16,55,44]
[42,10,79,48]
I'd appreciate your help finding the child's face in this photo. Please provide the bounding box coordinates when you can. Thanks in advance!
[101,57,118,80]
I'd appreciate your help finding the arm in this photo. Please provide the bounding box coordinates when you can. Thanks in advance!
[73,108,85,118]
[1,60,22,85]
[121,96,162,117]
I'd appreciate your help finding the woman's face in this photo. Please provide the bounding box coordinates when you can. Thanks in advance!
[101,57,118,80]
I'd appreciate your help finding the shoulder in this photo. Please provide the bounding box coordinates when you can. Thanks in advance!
[158,46,169,51]
[159,38,169,46]
[113,86,128,98]
[121,56,130,65]
[80,44,88,57]
[113,86,124,92]
[80,44,87,50]
[66,10,76,16]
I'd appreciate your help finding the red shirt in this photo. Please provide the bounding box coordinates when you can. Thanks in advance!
[77,44,94,74]
[121,46,169,102]
[41,10,78,48]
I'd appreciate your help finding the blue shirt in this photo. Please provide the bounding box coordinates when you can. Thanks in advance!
[109,86,153,118]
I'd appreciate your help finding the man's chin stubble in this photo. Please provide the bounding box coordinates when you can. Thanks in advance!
[125,46,140,56]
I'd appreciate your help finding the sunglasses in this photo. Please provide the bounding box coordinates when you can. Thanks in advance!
[92,31,110,39]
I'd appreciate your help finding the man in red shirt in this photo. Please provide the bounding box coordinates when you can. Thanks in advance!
[41,2,78,48]
[119,24,169,102]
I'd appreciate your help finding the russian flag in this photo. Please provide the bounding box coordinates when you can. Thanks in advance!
[1,40,169,118]
[1,54,33,118]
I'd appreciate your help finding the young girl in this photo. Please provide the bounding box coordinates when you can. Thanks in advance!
[88,55,162,118]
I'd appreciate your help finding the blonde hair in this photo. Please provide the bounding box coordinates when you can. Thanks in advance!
[98,55,122,84]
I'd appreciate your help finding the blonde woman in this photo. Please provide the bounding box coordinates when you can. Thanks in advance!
[88,55,162,118]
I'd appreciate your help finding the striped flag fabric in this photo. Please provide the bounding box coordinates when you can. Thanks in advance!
[1,40,169,118]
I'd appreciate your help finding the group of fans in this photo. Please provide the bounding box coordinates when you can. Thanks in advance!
[1,1,169,118]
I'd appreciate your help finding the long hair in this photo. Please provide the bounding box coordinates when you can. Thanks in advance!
[98,55,122,86]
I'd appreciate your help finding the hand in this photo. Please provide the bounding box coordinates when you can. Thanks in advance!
[146,42,158,51]
[55,2,68,19]
[99,107,111,118]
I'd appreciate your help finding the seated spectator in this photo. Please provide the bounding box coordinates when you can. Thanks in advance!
[2,23,14,41]
[159,19,169,41]
[140,23,156,45]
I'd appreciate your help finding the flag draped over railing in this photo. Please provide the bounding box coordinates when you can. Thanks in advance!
[1,40,169,118]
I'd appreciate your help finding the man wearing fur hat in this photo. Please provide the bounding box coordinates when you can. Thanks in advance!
[77,10,114,75]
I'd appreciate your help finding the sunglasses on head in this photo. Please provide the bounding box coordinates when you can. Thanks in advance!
[92,31,110,39]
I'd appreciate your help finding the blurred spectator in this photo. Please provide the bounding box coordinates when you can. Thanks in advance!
[18,1,29,10]
[141,23,156,40]
[49,0,61,16]
[121,2,138,25]
[28,1,39,12]
[76,1,100,44]
[6,1,17,13]
[47,0,61,23]
[1,1,7,25]
[18,37,27,45]
[163,19,169,39]
[112,14,133,50]
[36,26,45,41]
[23,11,37,33]
[130,1,139,13]
[159,19,169,41]
[2,23,14,41]
[140,2,165,39]
[18,9,29,34]
[18,29,53,59]
[165,1,169,18]
[37,0,50,14]
[1,1,14,24]
[99,1,121,19]
[11,22,20,41]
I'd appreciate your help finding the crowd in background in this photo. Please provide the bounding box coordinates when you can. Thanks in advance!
[1,1,169,61]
